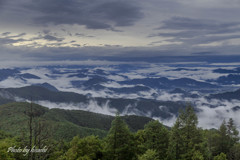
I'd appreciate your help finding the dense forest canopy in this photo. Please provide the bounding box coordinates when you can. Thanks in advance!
[0,104,239,160]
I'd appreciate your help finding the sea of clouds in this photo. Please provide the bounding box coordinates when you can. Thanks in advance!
[0,62,240,129]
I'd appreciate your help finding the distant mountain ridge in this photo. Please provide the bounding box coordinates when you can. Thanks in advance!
[209,88,240,100]
[213,67,240,74]
[0,65,240,130]
[32,82,59,92]
[120,77,218,89]
[210,74,240,85]
[0,85,187,119]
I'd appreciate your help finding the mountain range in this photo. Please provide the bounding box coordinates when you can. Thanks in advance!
[0,65,240,129]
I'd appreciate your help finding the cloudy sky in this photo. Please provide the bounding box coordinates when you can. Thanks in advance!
[1,0,240,63]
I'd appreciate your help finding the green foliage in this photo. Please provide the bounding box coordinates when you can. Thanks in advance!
[228,143,240,160]
[105,114,136,160]
[0,137,16,160]
[142,120,169,159]
[0,102,150,141]
[63,136,103,160]
[134,129,146,156]
[227,118,239,147]
[214,153,227,160]
[0,102,239,160]
[205,128,221,157]
[0,133,26,160]
[217,120,229,154]
[122,115,154,132]
[167,105,207,160]
[48,140,69,160]
[208,118,240,158]
[138,149,158,160]
[192,151,204,160]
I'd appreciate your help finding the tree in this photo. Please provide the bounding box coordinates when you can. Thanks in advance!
[214,153,227,160]
[48,140,69,160]
[138,149,158,160]
[217,120,229,155]
[142,120,169,159]
[0,131,26,160]
[228,143,240,160]
[167,116,183,160]
[104,114,135,160]
[192,151,204,160]
[26,101,34,160]
[205,128,221,158]
[226,118,239,148]
[0,137,16,160]
[135,129,146,156]
[64,135,103,160]
[212,118,239,158]
[24,102,53,160]
[167,105,206,160]
[206,118,240,159]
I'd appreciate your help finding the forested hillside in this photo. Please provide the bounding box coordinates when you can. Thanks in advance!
[0,103,239,160]
[0,102,152,140]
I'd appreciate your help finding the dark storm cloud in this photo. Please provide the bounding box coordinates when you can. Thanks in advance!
[25,0,143,30]
[31,30,65,42]
[0,37,26,44]
[42,35,64,42]
[75,33,95,38]
[190,35,240,44]
[161,34,240,45]
[152,17,240,47]
[0,0,5,7]
[4,33,27,39]
[1,0,240,61]
[94,1,143,26]
[0,32,28,45]
[159,17,240,31]
[1,32,11,36]
[151,31,199,39]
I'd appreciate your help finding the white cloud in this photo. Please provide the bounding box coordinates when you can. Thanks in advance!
[106,75,126,81]
[120,72,146,79]
[101,81,137,88]
[36,100,118,116]
[0,77,27,88]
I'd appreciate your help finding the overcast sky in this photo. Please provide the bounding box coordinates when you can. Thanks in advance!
[1,0,240,63]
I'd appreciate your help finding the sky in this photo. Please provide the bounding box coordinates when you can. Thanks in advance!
[1,0,240,64]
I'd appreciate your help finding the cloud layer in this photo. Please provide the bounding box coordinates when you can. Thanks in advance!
[24,0,143,30]
[0,64,240,129]
[1,0,240,62]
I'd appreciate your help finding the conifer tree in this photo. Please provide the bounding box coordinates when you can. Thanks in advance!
[226,118,239,148]
[138,149,158,160]
[217,120,229,155]
[167,105,206,160]
[142,120,169,160]
[207,118,239,159]
[104,114,135,160]
[167,117,183,160]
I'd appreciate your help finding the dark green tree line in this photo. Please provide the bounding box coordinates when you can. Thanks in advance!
[0,105,239,160]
